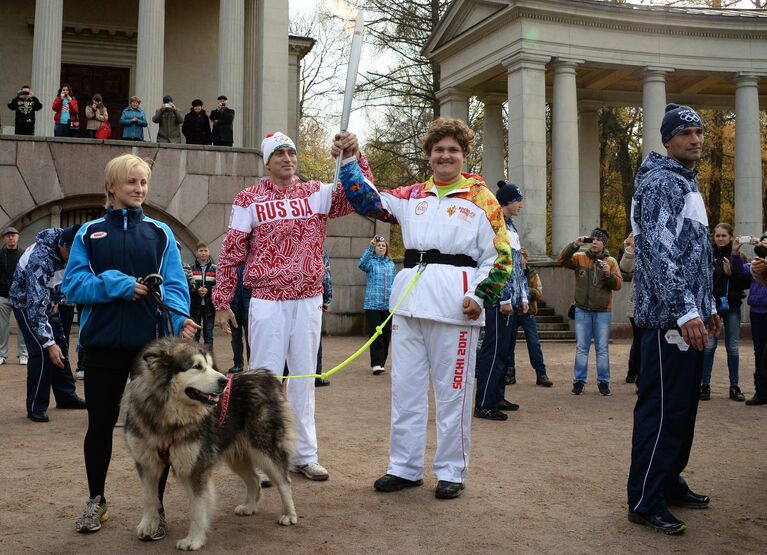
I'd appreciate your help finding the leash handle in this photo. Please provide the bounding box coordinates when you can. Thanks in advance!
[139,273,194,337]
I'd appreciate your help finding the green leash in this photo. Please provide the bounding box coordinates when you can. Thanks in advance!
[282,264,426,380]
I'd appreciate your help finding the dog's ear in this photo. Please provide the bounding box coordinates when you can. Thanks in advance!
[141,342,172,374]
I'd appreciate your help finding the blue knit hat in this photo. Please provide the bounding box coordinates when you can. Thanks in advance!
[496,181,524,206]
[661,103,704,145]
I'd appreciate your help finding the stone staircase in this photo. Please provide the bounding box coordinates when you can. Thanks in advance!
[518,301,575,342]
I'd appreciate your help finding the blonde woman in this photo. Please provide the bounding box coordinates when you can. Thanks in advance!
[63,154,198,534]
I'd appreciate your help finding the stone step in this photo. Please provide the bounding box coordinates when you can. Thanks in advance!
[526,330,576,341]
[534,315,564,324]
[536,307,556,316]
[523,322,571,331]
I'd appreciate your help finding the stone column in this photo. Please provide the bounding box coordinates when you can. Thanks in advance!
[218,0,245,147]
[255,0,289,141]
[31,0,63,138]
[578,104,600,235]
[243,0,259,148]
[436,87,471,123]
[551,58,582,253]
[480,93,506,190]
[504,52,550,257]
[136,0,165,142]
[642,67,672,159]
[734,73,764,235]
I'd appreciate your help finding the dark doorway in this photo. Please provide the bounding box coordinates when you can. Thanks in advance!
[61,64,131,138]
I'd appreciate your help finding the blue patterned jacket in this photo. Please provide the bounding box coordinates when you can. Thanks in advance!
[358,245,396,310]
[9,228,67,347]
[631,152,715,329]
[499,217,528,307]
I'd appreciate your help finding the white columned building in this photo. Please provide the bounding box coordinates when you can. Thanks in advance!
[480,92,507,189]
[578,104,600,236]
[642,68,672,158]
[31,0,63,138]
[424,0,767,257]
[135,0,165,141]
[218,0,245,147]
[551,58,582,251]
[504,52,549,258]
[734,73,764,235]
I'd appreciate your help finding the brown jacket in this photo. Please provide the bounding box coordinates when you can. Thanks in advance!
[558,242,622,312]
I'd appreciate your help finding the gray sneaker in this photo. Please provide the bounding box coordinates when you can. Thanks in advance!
[290,462,329,481]
[75,495,108,533]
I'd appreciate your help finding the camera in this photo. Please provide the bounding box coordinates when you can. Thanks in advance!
[162,103,172,109]
[737,235,753,244]
[719,296,730,312]
[754,245,767,259]
[595,259,606,269]
[374,235,385,243]
[582,237,593,244]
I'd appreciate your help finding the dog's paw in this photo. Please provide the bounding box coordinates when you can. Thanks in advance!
[176,536,205,551]
[278,512,298,526]
[137,515,165,541]
[234,503,257,516]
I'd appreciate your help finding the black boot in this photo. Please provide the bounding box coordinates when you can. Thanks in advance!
[699,384,711,401]
[729,385,745,402]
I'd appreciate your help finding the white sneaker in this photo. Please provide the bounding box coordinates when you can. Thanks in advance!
[372,365,384,375]
[0,357,5,365]
[76,370,85,380]
[19,355,28,365]
[290,462,329,481]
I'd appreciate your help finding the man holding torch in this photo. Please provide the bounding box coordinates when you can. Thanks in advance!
[213,131,373,481]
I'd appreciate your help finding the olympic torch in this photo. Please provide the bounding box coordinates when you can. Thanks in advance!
[333,10,365,185]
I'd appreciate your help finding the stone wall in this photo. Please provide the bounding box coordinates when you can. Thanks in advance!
[0,135,381,335]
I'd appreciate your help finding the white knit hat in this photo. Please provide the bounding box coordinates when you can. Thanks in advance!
[261,132,296,165]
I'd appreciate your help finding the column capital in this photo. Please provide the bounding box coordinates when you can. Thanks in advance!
[551,57,584,73]
[643,67,674,82]
[733,73,763,87]
[502,51,550,72]
[478,92,507,106]
[435,86,472,102]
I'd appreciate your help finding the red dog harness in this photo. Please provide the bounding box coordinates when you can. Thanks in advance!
[217,373,234,428]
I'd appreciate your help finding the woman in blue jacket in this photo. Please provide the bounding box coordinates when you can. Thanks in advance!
[119,96,148,141]
[63,153,198,535]
[359,236,396,374]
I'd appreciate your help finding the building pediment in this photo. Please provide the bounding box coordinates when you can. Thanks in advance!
[423,0,509,55]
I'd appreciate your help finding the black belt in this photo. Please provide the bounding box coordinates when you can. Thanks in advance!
[404,249,477,269]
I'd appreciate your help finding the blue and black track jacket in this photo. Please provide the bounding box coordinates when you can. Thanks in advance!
[62,206,191,351]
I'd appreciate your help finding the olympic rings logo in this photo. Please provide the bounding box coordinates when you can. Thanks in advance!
[679,110,700,123]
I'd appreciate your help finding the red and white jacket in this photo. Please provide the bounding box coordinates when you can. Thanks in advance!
[213,156,373,307]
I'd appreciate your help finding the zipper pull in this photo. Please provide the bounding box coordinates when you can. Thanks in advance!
[122,208,128,231]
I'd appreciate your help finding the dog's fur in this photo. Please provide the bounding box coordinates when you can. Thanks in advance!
[122,338,297,551]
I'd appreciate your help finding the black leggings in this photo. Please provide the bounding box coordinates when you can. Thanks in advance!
[83,362,131,500]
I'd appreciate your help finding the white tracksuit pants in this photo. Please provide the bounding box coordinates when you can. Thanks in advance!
[388,314,479,484]
[248,295,322,466]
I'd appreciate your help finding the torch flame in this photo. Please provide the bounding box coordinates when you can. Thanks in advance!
[324,0,358,34]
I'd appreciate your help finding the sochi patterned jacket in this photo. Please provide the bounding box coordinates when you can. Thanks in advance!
[631,151,715,329]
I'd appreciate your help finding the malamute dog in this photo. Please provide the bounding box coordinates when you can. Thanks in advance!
[122,338,298,551]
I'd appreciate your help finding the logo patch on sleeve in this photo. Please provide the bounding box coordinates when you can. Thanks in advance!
[90,231,107,239]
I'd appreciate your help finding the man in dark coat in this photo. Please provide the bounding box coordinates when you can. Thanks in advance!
[182,99,212,145]
[7,85,43,135]
[210,95,234,146]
